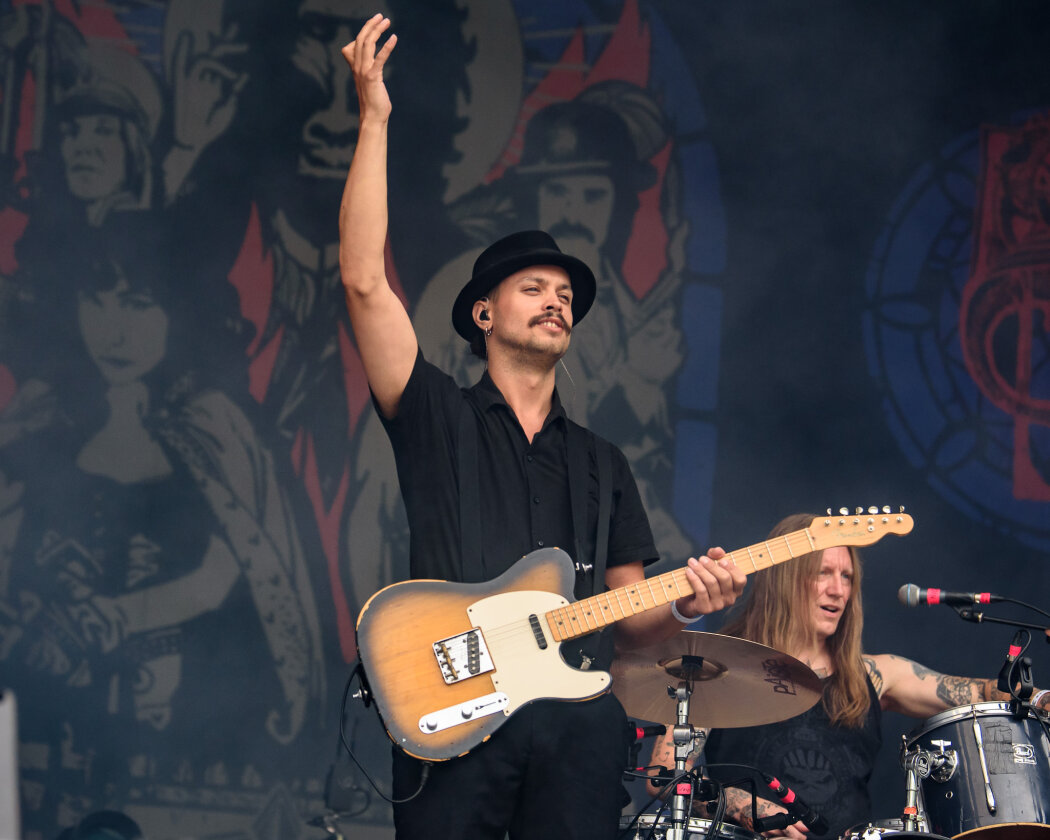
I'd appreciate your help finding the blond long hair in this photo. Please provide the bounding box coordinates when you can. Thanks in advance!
[720,513,871,728]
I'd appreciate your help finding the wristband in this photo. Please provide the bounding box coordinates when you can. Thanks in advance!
[670,600,696,624]
[1033,689,1049,709]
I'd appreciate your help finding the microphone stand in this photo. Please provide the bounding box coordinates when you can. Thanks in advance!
[951,606,1049,635]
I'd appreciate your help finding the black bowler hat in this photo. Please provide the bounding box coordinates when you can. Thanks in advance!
[451,230,597,342]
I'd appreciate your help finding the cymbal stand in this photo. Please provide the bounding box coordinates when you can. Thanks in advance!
[665,655,709,840]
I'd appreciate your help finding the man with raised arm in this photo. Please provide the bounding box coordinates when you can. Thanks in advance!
[338,14,746,840]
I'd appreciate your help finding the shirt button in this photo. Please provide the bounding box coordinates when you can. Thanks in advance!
[533,496,540,504]
[537,540,545,547]
[526,455,534,463]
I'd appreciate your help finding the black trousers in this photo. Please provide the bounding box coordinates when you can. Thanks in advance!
[392,693,631,840]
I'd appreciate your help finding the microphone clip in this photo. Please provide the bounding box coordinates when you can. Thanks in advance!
[995,629,1035,706]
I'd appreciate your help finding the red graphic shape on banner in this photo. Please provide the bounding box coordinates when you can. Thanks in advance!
[961,114,1050,500]
[228,204,273,358]
[0,208,27,276]
[622,141,671,299]
[299,433,355,662]
[19,0,131,45]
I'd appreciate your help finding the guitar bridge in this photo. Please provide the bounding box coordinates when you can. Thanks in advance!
[433,628,495,684]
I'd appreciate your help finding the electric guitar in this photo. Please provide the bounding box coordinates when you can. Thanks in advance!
[355,508,913,761]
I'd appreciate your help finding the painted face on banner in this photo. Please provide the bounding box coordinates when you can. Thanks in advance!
[78,277,169,386]
[292,0,394,180]
[538,173,616,275]
[60,114,129,201]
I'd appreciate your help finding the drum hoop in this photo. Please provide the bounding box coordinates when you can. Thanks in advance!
[905,701,1032,742]
[621,813,761,840]
[951,822,1050,838]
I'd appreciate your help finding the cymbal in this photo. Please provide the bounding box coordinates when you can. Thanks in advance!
[610,630,823,728]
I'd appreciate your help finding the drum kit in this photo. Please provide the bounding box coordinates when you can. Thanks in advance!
[609,631,1050,840]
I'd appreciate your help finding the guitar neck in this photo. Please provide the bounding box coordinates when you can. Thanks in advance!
[545,527,820,643]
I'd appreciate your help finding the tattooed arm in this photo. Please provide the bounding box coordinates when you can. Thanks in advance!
[863,653,1050,718]
[645,729,808,839]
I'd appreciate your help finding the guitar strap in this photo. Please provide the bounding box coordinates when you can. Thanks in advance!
[568,422,613,669]
[567,422,612,599]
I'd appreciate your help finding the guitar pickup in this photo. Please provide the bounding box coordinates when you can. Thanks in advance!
[419,692,509,734]
[432,628,495,684]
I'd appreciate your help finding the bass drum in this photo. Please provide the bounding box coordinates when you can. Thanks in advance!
[905,702,1050,839]
[618,814,761,840]
[838,818,949,838]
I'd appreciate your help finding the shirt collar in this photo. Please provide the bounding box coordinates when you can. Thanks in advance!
[472,369,568,429]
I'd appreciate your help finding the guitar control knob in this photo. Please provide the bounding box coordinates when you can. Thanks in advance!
[460,704,474,719]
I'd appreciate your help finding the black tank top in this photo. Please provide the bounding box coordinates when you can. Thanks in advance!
[703,672,882,839]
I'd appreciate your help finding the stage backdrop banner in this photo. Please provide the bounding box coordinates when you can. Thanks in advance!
[0,1,1046,838]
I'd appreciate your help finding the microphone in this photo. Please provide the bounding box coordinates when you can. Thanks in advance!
[628,722,667,741]
[763,774,829,836]
[898,584,1003,608]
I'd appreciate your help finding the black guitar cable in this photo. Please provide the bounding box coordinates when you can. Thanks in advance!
[336,662,432,805]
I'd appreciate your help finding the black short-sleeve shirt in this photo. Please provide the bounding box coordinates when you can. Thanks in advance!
[379,350,658,594]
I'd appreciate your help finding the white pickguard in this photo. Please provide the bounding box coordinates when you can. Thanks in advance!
[466,589,610,714]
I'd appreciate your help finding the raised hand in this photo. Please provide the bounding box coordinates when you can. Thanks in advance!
[341,13,397,123]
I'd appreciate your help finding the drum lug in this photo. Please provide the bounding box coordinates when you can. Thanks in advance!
[929,750,957,782]
[927,739,958,782]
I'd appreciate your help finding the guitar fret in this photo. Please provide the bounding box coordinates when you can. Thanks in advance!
[554,606,572,641]
[665,571,687,601]
[579,600,598,631]
[643,577,658,609]
[744,546,758,571]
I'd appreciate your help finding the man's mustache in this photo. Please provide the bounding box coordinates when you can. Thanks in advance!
[547,221,596,244]
[529,312,571,333]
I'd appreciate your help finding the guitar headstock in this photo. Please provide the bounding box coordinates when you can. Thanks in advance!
[808,506,914,550]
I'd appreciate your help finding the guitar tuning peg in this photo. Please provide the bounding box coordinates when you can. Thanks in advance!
[838,507,848,516]
[826,508,833,516]
[882,505,891,514]
[868,506,878,514]
[899,505,906,513]
[855,507,863,515]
